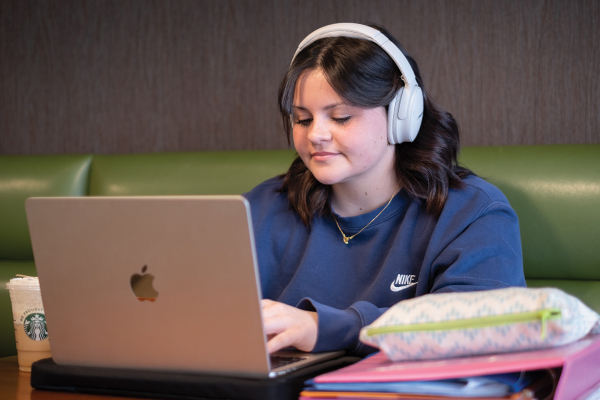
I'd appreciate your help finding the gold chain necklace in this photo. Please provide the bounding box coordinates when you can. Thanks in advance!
[332,186,400,245]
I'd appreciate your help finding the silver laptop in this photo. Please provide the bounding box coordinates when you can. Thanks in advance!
[25,196,343,378]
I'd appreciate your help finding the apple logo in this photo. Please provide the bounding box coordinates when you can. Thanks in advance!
[130,265,159,302]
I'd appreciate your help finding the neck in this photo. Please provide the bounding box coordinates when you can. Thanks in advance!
[331,179,400,217]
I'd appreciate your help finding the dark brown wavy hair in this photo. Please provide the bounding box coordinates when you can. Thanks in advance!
[278,24,472,225]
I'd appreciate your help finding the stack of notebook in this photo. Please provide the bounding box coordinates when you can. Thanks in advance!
[300,334,600,400]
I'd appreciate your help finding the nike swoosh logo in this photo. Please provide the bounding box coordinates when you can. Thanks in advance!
[390,281,417,292]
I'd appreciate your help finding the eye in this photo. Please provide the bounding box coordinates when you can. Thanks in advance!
[332,116,352,125]
[294,118,312,127]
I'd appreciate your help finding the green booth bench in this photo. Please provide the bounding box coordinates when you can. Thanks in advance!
[1,144,599,358]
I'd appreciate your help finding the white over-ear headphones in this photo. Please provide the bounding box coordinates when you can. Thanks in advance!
[291,23,424,144]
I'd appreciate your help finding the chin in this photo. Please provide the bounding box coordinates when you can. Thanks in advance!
[305,160,351,186]
[310,171,343,186]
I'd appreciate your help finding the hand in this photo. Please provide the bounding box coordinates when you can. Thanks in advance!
[261,299,318,354]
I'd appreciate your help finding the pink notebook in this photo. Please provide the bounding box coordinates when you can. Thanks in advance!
[310,334,600,400]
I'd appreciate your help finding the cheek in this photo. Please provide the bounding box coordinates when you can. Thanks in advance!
[292,129,310,159]
[292,128,303,150]
[350,134,392,171]
[368,107,389,144]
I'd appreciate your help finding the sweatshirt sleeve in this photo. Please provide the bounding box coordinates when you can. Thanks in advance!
[296,298,385,356]
[427,200,526,294]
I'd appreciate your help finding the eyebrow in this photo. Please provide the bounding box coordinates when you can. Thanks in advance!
[293,103,346,112]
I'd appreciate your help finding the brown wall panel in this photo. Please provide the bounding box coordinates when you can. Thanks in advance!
[1,0,599,155]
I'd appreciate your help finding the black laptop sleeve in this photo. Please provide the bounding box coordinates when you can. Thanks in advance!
[30,357,360,400]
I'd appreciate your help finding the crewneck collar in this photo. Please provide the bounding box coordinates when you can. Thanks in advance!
[331,188,410,231]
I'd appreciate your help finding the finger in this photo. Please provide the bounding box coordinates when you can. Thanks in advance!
[266,329,296,354]
[262,315,292,335]
[260,300,289,318]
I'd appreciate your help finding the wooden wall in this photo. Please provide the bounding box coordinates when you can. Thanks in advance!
[1,0,599,155]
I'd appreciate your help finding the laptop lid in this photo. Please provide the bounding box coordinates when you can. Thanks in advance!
[25,196,338,377]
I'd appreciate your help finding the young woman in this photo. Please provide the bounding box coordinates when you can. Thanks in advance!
[244,23,526,357]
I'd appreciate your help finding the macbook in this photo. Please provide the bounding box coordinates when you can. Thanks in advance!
[25,196,343,378]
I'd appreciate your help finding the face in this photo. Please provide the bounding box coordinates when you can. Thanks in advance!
[292,69,396,189]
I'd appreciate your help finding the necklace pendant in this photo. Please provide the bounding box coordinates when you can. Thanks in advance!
[333,184,400,247]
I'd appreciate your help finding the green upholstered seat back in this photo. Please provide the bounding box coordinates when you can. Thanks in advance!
[459,145,600,312]
[459,144,600,280]
[0,155,92,260]
[88,151,297,196]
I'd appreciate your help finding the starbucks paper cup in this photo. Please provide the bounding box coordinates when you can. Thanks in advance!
[6,276,52,372]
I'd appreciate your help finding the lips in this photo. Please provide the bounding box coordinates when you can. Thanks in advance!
[311,151,338,159]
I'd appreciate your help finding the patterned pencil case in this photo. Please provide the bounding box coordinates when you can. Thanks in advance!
[359,287,600,361]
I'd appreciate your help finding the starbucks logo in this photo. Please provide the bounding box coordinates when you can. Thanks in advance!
[23,313,49,341]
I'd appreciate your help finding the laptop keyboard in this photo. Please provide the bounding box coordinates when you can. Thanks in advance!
[270,355,307,369]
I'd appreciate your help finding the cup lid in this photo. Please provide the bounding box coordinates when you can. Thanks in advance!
[5,276,40,289]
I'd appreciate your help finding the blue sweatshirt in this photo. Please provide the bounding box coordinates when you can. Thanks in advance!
[244,175,526,356]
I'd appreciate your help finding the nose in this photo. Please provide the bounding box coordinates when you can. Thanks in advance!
[306,118,332,144]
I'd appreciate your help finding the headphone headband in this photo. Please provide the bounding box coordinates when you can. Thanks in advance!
[290,23,424,143]
[292,23,418,92]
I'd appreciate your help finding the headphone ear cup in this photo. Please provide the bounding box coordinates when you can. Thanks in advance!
[408,87,424,142]
[387,88,403,145]
[387,87,424,144]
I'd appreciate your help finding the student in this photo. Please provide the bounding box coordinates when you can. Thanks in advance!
[244,23,526,357]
